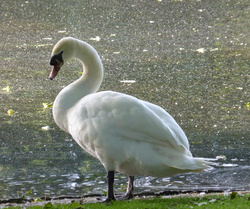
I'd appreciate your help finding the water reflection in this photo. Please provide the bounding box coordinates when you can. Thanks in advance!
[1,163,249,199]
[1,0,249,199]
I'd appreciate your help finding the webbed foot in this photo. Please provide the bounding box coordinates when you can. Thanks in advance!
[97,196,115,203]
[116,192,133,200]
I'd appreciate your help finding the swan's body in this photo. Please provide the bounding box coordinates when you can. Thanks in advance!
[49,37,214,201]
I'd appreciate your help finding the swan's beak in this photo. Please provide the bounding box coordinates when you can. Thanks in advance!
[49,51,64,80]
[49,65,61,80]
[49,60,63,80]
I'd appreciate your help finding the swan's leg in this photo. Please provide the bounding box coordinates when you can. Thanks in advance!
[106,171,116,201]
[117,176,134,200]
[97,171,116,202]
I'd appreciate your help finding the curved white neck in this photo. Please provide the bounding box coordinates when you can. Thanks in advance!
[53,40,103,132]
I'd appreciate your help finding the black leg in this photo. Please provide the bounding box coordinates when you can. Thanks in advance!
[117,176,134,200]
[106,171,115,202]
[97,171,116,202]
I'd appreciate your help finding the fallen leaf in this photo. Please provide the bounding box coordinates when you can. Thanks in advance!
[34,198,43,202]
[197,202,208,206]
[7,109,14,116]
[43,202,53,209]
[209,199,217,203]
[231,191,237,199]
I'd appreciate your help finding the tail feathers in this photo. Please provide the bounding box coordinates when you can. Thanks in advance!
[192,157,218,171]
[171,157,218,173]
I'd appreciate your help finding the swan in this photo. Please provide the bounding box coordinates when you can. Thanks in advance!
[49,37,215,202]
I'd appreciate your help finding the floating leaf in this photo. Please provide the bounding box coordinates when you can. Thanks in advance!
[210,48,219,52]
[41,126,52,131]
[43,37,52,40]
[34,43,52,48]
[43,102,53,109]
[89,36,101,42]
[246,102,250,110]
[2,86,10,92]
[120,80,136,84]
[7,109,14,116]
[196,48,205,53]
[222,163,238,167]
[58,30,66,33]
[216,155,226,160]
[26,190,32,196]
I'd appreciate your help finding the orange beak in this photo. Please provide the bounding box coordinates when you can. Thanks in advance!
[49,59,63,80]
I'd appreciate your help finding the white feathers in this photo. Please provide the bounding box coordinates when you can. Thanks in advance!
[51,37,214,178]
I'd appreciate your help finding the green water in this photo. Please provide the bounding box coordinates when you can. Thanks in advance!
[0,0,249,199]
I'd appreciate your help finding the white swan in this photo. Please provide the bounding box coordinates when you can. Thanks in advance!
[49,37,214,201]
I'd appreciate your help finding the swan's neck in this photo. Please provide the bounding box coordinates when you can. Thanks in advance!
[53,40,103,132]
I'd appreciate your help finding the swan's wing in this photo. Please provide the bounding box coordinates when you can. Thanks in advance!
[115,97,189,154]
[141,101,190,150]
[71,91,190,154]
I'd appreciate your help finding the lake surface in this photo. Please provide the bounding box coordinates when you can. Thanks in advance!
[0,0,249,199]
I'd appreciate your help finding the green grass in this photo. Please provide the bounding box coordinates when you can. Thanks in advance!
[3,192,250,209]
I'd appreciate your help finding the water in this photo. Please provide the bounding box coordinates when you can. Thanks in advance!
[0,0,249,199]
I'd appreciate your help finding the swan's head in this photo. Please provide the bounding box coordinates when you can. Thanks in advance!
[49,51,64,80]
[49,37,76,80]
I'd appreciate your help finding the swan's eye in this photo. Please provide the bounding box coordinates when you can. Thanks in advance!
[50,59,56,66]
[50,51,64,66]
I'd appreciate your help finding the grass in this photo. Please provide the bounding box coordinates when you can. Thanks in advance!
[2,192,250,209]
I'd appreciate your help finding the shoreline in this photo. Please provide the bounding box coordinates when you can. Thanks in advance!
[1,190,249,208]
